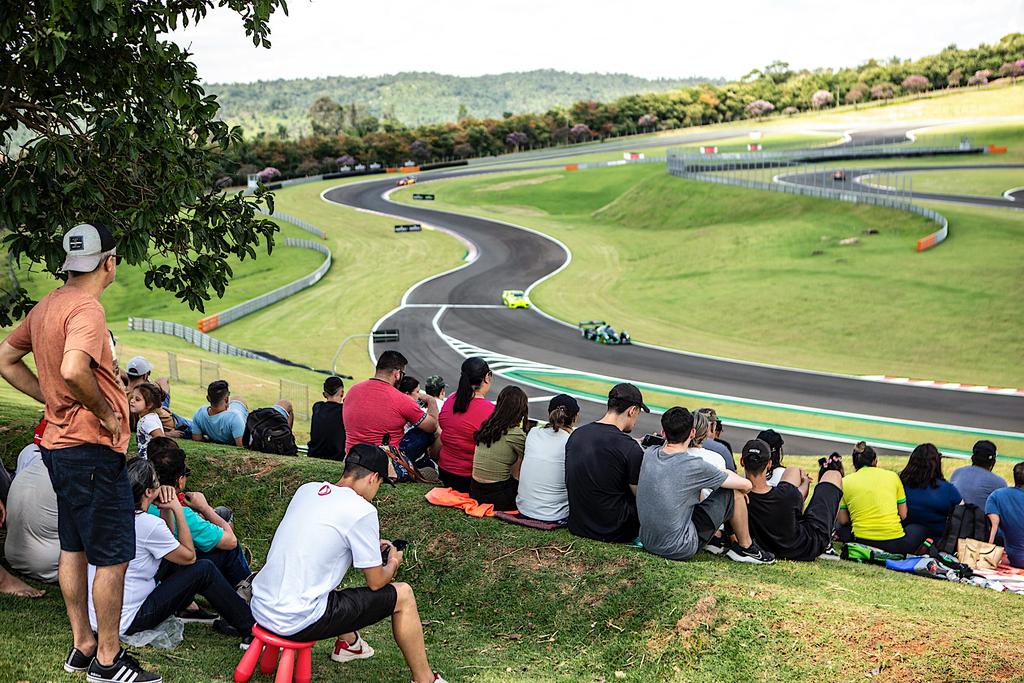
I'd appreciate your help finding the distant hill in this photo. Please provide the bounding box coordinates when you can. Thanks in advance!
[206,69,717,136]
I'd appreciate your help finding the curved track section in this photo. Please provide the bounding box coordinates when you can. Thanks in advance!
[323,154,1023,454]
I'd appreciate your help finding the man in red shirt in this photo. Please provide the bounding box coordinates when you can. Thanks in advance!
[343,351,438,455]
[0,223,159,683]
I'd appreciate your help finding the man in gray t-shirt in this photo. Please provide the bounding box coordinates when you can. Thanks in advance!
[637,407,775,564]
[951,441,1007,510]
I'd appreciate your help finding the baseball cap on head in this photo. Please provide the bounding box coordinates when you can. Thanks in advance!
[126,356,154,378]
[609,382,650,413]
[742,439,773,470]
[61,222,117,273]
[345,444,396,487]
[424,375,446,396]
[548,393,580,418]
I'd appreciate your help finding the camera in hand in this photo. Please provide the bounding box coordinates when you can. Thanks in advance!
[640,433,666,448]
[381,539,409,564]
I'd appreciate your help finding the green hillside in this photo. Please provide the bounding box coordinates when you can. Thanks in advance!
[208,69,715,135]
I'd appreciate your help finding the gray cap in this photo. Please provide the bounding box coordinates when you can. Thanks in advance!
[61,223,117,273]
[126,356,154,377]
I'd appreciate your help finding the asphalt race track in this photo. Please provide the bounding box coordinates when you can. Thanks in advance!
[322,131,1023,454]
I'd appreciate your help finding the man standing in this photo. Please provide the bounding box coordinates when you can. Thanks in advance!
[251,444,447,682]
[565,383,649,543]
[0,223,159,682]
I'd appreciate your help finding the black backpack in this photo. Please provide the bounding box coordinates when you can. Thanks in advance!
[243,408,298,456]
[937,503,991,555]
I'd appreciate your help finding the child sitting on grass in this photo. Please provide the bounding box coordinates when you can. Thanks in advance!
[131,383,166,459]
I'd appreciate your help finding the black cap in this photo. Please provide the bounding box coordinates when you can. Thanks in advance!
[425,375,446,396]
[756,429,784,455]
[345,444,396,486]
[742,439,772,469]
[609,383,650,413]
[548,393,580,418]
[973,440,997,460]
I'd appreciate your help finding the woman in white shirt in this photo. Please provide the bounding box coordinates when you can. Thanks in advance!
[516,394,580,523]
[88,459,254,644]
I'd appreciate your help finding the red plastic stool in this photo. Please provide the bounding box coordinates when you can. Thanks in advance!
[235,625,317,683]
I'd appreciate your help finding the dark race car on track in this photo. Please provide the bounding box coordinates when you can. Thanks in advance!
[578,320,631,345]
[832,170,846,181]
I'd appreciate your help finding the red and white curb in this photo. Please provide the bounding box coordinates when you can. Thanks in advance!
[861,376,1024,396]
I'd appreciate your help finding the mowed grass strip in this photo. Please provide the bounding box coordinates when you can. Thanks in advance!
[1,406,1023,683]
[864,167,1024,197]
[392,164,1024,387]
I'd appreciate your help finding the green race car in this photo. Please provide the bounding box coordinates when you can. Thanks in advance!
[502,290,530,309]
[578,320,631,345]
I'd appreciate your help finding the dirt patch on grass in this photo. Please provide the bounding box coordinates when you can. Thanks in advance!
[645,595,719,655]
[475,174,562,193]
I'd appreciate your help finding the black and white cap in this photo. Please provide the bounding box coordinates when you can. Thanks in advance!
[61,222,116,273]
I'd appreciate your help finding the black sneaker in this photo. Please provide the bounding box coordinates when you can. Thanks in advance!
[176,606,219,623]
[240,634,255,651]
[213,618,252,639]
[726,541,776,565]
[818,544,841,561]
[86,649,161,683]
[64,647,93,673]
[704,534,728,555]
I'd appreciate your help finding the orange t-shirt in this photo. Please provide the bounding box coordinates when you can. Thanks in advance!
[5,287,129,453]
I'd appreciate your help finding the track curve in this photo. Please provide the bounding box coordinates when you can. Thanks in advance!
[322,134,1022,454]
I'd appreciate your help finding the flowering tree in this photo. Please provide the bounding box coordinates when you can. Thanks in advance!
[505,131,529,150]
[967,69,992,86]
[810,90,833,109]
[999,61,1024,81]
[947,68,963,87]
[745,99,775,118]
[782,106,798,116]
[336,154,355,168]
[870,82,896,100]
[845,83,869,105]
[637,113,658,131]
[569,123,591,141]
[256,166,281,181]
[408,139,430,162]
[901,75,930,93]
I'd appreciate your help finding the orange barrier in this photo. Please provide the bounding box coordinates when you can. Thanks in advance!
[988,145,1008,154]
[565,163,579,171]
[197,315,220,333]
[916,234,937,251]
[387,166,421,173]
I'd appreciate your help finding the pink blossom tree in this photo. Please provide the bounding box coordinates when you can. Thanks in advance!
[256,166,280,181]
[504,131,529,151]
[782,106,799,116]
[810,90,833,109]
[999,61,1024,81]
[569,123,591,142]
[901,75,930,93]
[336,154,355,168]
[967,69,992,86]
[870,82,896,100]
[845,83,869,105]
[637,113,658,131]
[745,99,775,119]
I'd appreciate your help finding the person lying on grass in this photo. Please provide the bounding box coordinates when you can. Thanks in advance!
[191,380,249,447]
[743,439,844,561]
[250,444,447,683]
[637,407,775,564]
[86,459,255,670]
[471,386,530,511]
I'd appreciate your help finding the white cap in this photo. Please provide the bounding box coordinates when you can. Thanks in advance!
[126,356,154,377]
[61,223,117,273]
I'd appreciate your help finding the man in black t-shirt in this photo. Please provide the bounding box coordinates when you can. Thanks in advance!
[308,377,346,460]
[565,383,650,543]
[742,439,844,561]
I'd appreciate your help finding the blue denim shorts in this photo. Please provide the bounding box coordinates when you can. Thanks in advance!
[42,444,135,566]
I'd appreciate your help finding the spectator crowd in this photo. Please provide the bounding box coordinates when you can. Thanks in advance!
[0,223,1021,682]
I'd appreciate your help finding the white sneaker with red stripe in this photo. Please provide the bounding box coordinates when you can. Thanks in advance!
[412,674,448,683]
[331,633,375,662]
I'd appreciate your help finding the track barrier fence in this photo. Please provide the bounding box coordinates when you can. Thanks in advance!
[279,379,311,421]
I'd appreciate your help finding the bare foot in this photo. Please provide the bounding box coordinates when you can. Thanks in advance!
[0,567,45,598]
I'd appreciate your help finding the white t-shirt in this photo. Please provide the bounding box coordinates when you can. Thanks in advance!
[4,458,59,582]
[516,428,571,522]
[687,446,727,499]
[15,443,41,475]
[251,482,382,637]
[136,412,163,459]
[88,512,180,634]
[767,467,785,487]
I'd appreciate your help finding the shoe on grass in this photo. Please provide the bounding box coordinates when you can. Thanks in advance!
[704,534,728,555]
[726,541,776,565]
[818,544,841,561]
[86,649,161,683]
[176,605,219,623]
[412,674,448,683]
[332,632,375,662]
[64,646,93,673]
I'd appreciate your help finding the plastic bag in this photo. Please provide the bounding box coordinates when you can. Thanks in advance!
[121,616,185,650]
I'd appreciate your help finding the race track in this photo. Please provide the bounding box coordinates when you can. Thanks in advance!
[322,131,1023,454]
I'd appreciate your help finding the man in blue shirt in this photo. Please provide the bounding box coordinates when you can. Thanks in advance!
[987,461,1024,569]
[192,380,248,446]
[951,440,1007,510]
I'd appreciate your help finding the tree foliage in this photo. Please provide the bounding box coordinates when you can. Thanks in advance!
[0,0,287,325]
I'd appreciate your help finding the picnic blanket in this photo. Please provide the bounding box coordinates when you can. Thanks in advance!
[493,510,565,531]
[425,487,494,517]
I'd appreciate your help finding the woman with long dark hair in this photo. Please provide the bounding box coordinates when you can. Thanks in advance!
[470,386,530,510]
[900,443,963,539]
[437,358,493,492]
[516,394,581,522]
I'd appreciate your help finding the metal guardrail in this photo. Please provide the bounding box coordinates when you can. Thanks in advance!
[667,146,956,251]
[258,207,327,239]
[128,317,264,360]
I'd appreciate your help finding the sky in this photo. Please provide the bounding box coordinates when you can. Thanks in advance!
[168,0,1023,84]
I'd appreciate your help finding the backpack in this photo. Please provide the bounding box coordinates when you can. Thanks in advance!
[937,503,991,556]
[243,408,298,456]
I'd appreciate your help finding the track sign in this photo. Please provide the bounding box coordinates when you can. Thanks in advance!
[372,329,400,343]
[748,143,762,151]
[412,193,435,200]
[700,146,718,154]
[394,224,422,233]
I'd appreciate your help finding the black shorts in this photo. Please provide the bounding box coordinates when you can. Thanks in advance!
[801,481,843,548]
[438,467,472,494]
[470,478,518,511]
[288,585,399,642]
[42,444,135,566]
[690,486,735,548]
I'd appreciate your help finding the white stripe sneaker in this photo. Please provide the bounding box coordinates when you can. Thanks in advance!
[331,632,375,662]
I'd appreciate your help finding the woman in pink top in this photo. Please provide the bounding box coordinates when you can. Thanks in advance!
[438,358,493,492]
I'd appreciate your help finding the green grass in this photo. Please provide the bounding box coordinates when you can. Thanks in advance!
[394,165,1024,387]
[2,404,1023,683]
[862,167,1024,197]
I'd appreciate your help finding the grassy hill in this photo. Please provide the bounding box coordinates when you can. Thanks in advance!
[1,405,1023,682]
[208,70,715,135]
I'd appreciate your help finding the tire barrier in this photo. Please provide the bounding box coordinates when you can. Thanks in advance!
[197,237,331,333]
[668,146,959,252]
